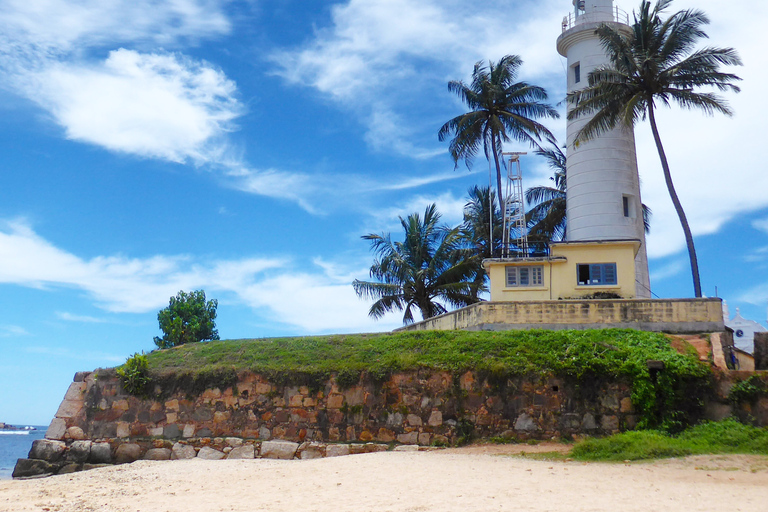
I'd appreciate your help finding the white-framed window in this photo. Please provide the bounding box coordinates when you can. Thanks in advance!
[573,63,581,84]
[577,263,617,286]
[506,266,544,287]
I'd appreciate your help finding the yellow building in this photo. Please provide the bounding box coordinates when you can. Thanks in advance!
[484,239,641,302]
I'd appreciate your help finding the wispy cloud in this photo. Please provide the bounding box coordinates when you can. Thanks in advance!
[0,219,402,332]
[752,218,768,235]
[0,325,30,337]
[272,0,564,159]
[24,346,124,364]
[650,260,686,282]
[55,312,107,324]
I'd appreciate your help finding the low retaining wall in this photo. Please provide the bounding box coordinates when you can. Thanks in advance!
[17,368,639,478]
[396,299,724,333]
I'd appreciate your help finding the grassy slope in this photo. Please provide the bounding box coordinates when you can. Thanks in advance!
[145,329,707,381]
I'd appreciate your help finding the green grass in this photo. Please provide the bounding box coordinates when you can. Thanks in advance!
[144,329,706,382]
[133,328,711,427]
[571,419,768,461]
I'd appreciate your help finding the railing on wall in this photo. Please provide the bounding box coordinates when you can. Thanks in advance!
[561,6,630,32]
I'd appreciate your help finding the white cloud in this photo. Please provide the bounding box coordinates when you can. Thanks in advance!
[21,49,242,164]
[0,219,402,333]
[650,260,686,282]
[272,0,564,158]
[55,312,107,323]
[753,218,768,235]
[368,191,468,233]
[745,246,768,264]
[0,325,29,337]
[0,0,230,54]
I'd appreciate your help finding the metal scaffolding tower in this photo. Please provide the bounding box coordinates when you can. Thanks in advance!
[502,152,528,258]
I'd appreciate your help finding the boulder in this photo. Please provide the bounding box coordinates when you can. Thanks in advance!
[12,459,57,478]
[89,443,112,464]
[58,463,81,475]
[29,439,66,462]
[514,413,539,431]
[45,418,67,440]
[226,445,255,459]
[163,424,182,439]
[67,440,92,463]
[196,446,225,460]
[325,444,350,457]
[114,443,142,464]
[171,443,197,460]
[144,448,171,460]
[260,440,299,460]
[66,426,87,440]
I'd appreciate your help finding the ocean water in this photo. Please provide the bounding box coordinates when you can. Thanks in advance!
[0,426,48,479]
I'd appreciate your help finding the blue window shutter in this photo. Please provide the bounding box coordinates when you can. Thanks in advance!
[604,263,617,285]
[589,264,602,284]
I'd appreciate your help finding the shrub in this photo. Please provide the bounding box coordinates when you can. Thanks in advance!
[116,353,151,396]
[154,290,219,349]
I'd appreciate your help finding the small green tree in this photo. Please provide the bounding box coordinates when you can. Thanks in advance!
[154,290,219,349]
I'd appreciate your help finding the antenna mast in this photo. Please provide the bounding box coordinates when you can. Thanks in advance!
[502,152,528,258]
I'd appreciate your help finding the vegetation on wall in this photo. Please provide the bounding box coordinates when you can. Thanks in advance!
[115,352,151,396]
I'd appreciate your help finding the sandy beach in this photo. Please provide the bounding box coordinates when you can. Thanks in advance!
[2,444,767,512]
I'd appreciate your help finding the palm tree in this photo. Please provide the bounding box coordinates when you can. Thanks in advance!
[460,185,503,260]
[438,55,559,212]
[525,145,653,245]
[526,145,567,244]
[567,0,741,297]
[353,204,485,324]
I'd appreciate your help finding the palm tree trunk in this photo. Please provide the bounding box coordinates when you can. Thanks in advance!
[491,136,504,256]
[648,105,702,298]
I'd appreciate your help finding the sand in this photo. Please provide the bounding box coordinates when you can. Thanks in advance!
[1,444,767,512]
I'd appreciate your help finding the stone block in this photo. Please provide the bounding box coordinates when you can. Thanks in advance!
[64,382,87,401]
[418,433,431,445]
[300,447,323,460]
[289,394,304,407]
[67,441,92,463]
[115,443,142,464]
[45,418,67,440]
[514,413,539,431]
[12,459,56,478]
[406,414,422,426]
[89,443,112,464]
[326,444,350,457]
[29,439,66,462]
[427,410,443,427]
[227,445,255,459]
[226,437,243,447]
[182,424,196,438]
[259,426,271,440]
[364,443,389,453]
[601,415,619,432]
[144,448,171,460]
[386,412,403,427]
[376,428,395,443]
[393,445,419,452]
[116,421,130,438]
[171,443,197,460]
[344,386,365,406]
[58,463,81,475]
[261,440,299,460]
[197,446,225,460]
[163,424,182,439]
[620,397,634,413]
[327,394,344,409]
[581,413,597,430]
[66,426,86,440]
[74,371,90,382]
[55,400,83,419]
[397,432,418,445]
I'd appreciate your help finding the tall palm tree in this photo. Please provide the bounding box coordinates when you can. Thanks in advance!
[438,55,559,212]
[353,204,484,325]
[567,0,741,297]
[525,145,653,244]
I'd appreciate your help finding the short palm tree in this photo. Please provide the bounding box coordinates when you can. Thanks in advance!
[526,145,567,244]
[438,55,559,213]
[353,204,484,324]
[567,0,741,297]
[460,185,503,260]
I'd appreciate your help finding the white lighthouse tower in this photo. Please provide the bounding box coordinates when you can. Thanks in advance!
[557,0,651,298]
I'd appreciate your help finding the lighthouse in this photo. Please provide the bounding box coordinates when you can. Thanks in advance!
[556,0,651,298]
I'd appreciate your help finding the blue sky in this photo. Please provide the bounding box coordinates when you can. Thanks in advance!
[1,0,766,425]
